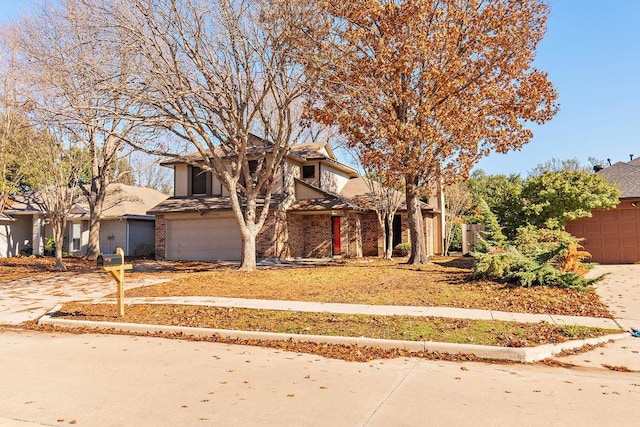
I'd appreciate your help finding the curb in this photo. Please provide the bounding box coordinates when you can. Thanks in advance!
[38,305,629,363]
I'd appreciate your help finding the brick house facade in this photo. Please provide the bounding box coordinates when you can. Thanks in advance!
[148,142,440,261]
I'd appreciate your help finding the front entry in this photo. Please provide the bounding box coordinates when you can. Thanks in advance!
[331,216,341,256]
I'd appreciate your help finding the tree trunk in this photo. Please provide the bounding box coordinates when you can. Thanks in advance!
[406,179,429,264]
[239,230,258,271]
[272,211,292,259]
[385,213,394,260]
[52,220,67,271]
[86,176,107,260]
[86,200,102,260]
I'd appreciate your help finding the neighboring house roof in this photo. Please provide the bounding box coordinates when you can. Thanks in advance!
[3,191,48,215]
[75,183,169,220]
[597,161,640,198]
[4,184,168,220]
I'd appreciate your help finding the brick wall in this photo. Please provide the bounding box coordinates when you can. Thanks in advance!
[361,213,380,256]
[301,214,332,257]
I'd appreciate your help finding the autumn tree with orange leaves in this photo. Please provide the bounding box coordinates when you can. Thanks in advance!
[304,0,558,264]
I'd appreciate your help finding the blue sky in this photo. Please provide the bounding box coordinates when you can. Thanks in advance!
[1,1,639,177]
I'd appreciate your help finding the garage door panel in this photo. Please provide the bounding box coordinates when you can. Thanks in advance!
[167,218,242,261]
[619,209,638,219]
[620,222,638,233]
[568,207,640,264]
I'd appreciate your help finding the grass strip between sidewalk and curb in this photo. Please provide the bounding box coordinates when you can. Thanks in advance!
[53,302,620,348]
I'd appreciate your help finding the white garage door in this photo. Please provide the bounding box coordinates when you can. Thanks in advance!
[166,217,242,261]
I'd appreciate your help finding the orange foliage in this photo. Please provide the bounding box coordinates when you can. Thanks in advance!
[559,243,591,276]
[299,0,558,263]
[304,0,558,184]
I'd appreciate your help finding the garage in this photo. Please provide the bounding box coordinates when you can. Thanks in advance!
[166,216,242,261]
[566,203,640,264]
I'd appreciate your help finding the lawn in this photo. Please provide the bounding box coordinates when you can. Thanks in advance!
[124,257,613,318]
[57,302,618,348]
[7,255,619,360]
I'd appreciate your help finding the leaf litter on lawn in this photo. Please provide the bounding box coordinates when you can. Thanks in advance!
[123,257,613,318]
[55,302,618,349]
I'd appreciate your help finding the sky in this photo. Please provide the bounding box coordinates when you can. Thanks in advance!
[1,1,639,177]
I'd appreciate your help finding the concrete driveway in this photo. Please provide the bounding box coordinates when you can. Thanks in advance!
[0,272,170,325]
[552,264,640,370]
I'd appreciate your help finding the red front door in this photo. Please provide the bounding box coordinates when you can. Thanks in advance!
[331,216,341,256]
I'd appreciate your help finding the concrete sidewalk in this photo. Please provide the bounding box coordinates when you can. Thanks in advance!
[92,295,622,329]
[4,263,639,367]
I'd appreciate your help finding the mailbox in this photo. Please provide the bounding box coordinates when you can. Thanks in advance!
[97,253,123,267]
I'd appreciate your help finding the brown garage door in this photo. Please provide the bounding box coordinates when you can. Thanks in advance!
[566,203,640,264]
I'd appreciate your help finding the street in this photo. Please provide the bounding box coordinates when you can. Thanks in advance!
[1,328,638,427]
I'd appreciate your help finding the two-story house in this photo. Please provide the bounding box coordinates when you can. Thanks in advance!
[148,141,442,261]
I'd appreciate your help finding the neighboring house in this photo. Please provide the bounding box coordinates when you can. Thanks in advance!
[148,141,442,261]
[0,183,168,257]
[566,158,640,264]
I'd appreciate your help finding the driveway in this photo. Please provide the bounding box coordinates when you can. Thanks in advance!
[0,272,170,325]
[552,264,640,370]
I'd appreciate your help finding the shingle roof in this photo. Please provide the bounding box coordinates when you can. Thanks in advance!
[288,197,363,212]
[4,184,168,219]
[288,142,330,161]
[597,161,640,198]
[82,183,169,219]
[147,195,282,215]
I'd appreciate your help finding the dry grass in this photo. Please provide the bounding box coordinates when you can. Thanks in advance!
[125,257,613,318]
[0,256,99,281]
[57,302,618,348]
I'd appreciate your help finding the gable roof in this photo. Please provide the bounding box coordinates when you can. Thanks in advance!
[597,161,640,198]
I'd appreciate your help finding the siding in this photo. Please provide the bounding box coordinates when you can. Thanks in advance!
[0,215,33,257]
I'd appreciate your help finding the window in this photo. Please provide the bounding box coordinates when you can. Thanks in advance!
[191,166,207,195]
[302,165,315,179]
[71,222,81,252]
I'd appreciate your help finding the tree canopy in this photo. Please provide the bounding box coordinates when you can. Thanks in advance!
[521,170,620,229]
[302,0,558,263]
[467,168,620,234]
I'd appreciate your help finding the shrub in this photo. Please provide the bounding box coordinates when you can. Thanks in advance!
[393,242,411,257]
[473,220,600,290]
[474,199,507,253]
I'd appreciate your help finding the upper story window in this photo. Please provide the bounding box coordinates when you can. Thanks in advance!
[191,166,207,195]
[302,165,315,179]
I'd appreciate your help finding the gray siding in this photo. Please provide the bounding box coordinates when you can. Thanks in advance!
[128,219,156,257]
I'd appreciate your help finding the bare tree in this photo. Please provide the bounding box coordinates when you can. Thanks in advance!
[126,152,173,194]
[104,0,318,270]
[6,0,150,259]
[26,133,85,270]
[0,53,33,214]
